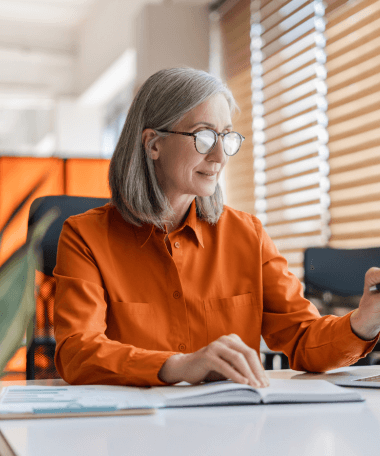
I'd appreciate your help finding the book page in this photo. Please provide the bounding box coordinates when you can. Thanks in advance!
[258,379,363,403]
[143,380,261,405]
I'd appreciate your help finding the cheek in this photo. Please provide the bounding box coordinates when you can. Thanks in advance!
[179,155,203,177]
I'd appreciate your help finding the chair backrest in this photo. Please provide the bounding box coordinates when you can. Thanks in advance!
[28,195,110,276]
[304,246,380,314]
[27,195,109,379]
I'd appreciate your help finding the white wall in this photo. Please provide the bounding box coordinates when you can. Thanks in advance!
[76,0,161,96]
[55,99,103,156]
[136,3,210,87]
[76,0,210,95]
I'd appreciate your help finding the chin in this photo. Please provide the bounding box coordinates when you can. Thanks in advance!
[196,186,217,198]
[191,178,219,198]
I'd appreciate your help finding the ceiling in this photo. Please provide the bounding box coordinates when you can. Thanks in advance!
[0,0,210,103]
[0,0,100,27]
[0,0,212,152]
[0,0,104,107]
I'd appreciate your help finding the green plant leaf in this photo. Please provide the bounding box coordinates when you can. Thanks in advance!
[0,173,48,250]
[0,207,59,376]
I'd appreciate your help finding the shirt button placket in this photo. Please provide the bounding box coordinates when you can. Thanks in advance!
[173,291,181,299]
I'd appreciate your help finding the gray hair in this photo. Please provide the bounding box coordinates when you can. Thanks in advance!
[108,67,238,231]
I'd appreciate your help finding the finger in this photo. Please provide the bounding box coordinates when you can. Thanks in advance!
[220,335,269,387]
[365,267,380,292]
[208,355,251,386]
[243,349,270,388]
[214,342,265,388]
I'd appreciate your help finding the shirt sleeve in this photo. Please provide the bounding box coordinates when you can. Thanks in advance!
[53,218,179,386]
[259,224,379,372]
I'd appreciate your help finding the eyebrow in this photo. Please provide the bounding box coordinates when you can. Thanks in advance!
[190,122,233,130]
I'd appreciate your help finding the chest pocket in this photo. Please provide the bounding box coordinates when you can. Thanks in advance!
[204,292,261,347]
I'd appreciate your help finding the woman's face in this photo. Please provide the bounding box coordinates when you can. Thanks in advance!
[146,93,232,203]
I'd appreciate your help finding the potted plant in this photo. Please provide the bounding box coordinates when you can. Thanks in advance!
[0,177,59,377]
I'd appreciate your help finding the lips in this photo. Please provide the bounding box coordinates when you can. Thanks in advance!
[197,172,218,176]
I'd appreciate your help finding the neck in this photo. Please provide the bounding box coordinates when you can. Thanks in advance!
[165,196,194,235]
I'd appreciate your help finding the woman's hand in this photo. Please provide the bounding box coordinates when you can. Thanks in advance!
[350,267,380,340]
[158,334,269,388]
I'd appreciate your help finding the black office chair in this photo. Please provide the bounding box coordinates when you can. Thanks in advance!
[304,246,380,365]
[27,195,109,379]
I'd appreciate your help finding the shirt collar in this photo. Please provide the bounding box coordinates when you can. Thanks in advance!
[133,199,204,249]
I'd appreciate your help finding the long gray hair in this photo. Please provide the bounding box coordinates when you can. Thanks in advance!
[108,67,237,231]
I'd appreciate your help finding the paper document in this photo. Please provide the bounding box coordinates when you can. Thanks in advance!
[0,385,163,415]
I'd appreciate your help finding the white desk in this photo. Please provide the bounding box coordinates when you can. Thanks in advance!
[1,366,380,456]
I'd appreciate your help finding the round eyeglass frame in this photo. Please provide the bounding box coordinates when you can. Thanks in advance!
[157,129,245,156]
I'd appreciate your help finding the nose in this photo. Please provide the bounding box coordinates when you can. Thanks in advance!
[207,134,228,164]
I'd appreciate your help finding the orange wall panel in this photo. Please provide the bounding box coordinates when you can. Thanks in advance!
[65,158,111,198]
[0,157,64,265]
[4,346,26,372]
[1,156,111,379]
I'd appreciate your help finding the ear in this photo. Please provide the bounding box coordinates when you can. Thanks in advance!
[142,128,161,160]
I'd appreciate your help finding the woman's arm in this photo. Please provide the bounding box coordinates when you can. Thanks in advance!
[258,225,379,372]
[53,218,179,386]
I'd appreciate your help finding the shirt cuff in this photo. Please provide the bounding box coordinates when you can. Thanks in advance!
[345,310,380,355]
[124,349,181,386]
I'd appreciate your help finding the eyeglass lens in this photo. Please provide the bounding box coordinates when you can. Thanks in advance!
[195,130,241,156]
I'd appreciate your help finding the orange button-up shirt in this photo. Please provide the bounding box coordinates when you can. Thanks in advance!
[53,200,377,386]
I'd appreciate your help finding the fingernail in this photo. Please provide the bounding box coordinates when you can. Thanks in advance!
[259,377,269,387]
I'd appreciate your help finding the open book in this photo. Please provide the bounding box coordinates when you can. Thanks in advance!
[144,378,364,407]
[0,379,363,419]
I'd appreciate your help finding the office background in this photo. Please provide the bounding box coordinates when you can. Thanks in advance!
[1,0,379,379]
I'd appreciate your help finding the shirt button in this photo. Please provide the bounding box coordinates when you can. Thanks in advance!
[178,344,186,351]
[174,242,180,248]
[173,291,181,299]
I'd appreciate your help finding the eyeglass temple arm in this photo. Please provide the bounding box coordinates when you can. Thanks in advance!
[158,130,195,137]
[158,129,245,141]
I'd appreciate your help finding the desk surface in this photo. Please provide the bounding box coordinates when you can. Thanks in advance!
[2,366,380,456]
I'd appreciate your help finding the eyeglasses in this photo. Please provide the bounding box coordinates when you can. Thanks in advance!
[157,129,245,156]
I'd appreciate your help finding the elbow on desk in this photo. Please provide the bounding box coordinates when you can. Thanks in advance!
[54,337,147,386]
[54,352,130,386]
[54,340,125,386]
[289,348,363,374]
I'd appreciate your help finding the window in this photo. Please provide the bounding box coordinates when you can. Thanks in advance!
[326,0,380,248]
[219,0,380,282]
[220,0,256,215]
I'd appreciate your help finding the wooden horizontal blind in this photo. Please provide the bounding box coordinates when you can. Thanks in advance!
[220,0,256,214]
[251,0,331,279]
[326,0,380,248]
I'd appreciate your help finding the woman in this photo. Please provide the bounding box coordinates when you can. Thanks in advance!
[53,67,380,387]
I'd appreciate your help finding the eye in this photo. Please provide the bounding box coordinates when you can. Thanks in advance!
[194,127,209,133]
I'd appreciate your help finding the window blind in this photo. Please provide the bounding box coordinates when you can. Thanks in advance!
[250,0,331,279]
[325,0,380,248]
[220,0,256,215]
